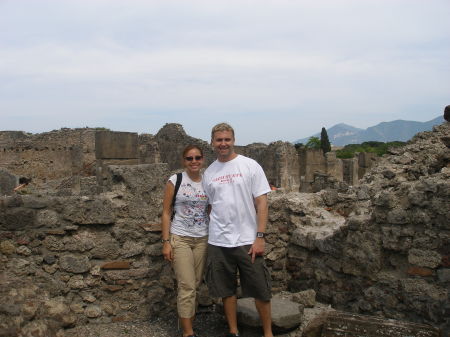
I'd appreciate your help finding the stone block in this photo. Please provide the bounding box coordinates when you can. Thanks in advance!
[408,249,442,268]
[236,293,303,330]
[437,268,450,283]
[322,311,441,337]
[292,289,316,308]
[59,254,91,274]
[95,131,138,159]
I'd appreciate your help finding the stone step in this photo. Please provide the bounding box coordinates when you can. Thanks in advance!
[321,311,441,337]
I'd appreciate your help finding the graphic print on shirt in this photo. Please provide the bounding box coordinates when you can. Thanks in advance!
[212,173,243,185]
[178,182,208,228]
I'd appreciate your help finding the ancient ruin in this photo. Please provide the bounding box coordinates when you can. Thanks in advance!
[0,121,449,336]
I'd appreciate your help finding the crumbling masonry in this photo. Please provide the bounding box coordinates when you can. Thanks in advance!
[0,122,449,336]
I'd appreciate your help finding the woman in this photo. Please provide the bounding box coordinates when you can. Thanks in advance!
[161,145,209,337]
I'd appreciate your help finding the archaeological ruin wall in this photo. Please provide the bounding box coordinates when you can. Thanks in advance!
[0,122,448,336]
[0,129,96,188]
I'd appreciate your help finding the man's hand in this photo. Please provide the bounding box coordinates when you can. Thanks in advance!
[248,238,265,263]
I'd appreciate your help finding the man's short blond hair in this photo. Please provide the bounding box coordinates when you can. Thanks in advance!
[211,123,235,140]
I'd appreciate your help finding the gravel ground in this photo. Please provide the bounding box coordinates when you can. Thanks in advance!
[64,310,269,337]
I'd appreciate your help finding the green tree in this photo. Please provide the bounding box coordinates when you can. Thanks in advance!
[305,136,321,149]
[320,127,331,154]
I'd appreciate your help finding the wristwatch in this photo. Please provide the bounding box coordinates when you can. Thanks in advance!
[161,239,170,243]
[256,232,265,238]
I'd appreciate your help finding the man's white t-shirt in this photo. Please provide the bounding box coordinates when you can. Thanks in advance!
[169,172,209,237]
[202,155,271,247]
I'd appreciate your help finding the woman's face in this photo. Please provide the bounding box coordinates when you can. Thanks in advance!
[183,148,204,173]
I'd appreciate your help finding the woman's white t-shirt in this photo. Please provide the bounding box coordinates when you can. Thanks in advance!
[169,172,209,237]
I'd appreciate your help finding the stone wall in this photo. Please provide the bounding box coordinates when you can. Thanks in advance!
[0,122,448,336]
[271,123,450,334]
[1,125,374,195]
[0,129,96,185]
[0,163,173,336]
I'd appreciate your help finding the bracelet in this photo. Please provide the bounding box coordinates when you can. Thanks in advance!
[161,239,170,243]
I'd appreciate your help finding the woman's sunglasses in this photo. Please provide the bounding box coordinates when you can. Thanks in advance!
[184,156,203,161]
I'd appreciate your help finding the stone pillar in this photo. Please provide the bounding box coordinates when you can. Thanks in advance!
[342,158,359,186]
[95,131,139,187]
[325,151,344,182]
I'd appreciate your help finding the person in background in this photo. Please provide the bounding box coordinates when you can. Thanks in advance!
[202,123,273,337]
[161,145,209,337]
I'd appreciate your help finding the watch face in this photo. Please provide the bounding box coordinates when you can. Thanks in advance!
[256,232,265,238]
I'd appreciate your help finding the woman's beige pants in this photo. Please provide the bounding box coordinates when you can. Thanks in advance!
[171,234,208,318]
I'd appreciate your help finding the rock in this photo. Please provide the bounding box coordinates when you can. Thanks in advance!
[0,207,36,230]
[18,320,50,337]
[68,275,86,289]
[89,235,120,259]
[237,293,303,331]
[437,268,450,283]
[59,254,90,273]
[120,240,145,258]
[292,289,316,308]
[43,254,57,265]
[16,245,31,256]
[35,209,59,227]
[62,197,116,225]
[408,249,442,268]
[81,292,96,303]
[0,240,16,255]
[44,298,76,327]
[84,305,102,318]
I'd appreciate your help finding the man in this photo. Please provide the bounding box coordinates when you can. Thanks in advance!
[202,123,273,337]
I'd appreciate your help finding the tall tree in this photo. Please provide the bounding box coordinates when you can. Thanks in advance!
[320,127,331,154]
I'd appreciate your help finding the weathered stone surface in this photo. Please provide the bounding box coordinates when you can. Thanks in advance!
[103,268,150,281]
[408,249,442,268]
[62,197,116,225]
[0,208,35,230]
[35,209,59,227]
[84,305,102,318]
[401,278,447,301]
[89,235,120,259]
[120,240,145,258]
[18,320,50,337]
[0,240,16,255]
[59,254,90,274]
[437,268,450,282]
[322,311,441,337]
[0,168,16,197]
[44,298,77,327]
[237,293,303,330]
[16,246,31,256]
[292,289,316,308]
[68,275,87,289]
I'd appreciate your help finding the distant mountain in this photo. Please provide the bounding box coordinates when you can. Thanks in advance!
[294,116,445,146]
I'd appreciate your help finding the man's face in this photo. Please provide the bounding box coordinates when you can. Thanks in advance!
[211,130,235,161]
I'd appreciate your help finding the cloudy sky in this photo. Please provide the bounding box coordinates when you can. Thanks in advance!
[1,0,449,145]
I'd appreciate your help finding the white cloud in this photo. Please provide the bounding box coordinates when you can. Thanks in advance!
[0,0,449,144]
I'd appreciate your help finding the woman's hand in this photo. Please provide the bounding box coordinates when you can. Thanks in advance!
[162,242,173,262]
